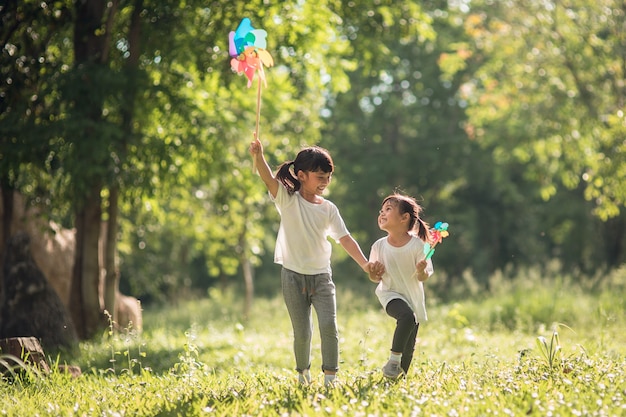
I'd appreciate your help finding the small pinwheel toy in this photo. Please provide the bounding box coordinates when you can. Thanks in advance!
[423,221,449,260]
[229,18,274,88]
[229,18,274,172]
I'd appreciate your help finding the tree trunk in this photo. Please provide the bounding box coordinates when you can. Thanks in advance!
[219,271,228,295]
[237,224,254,320]
[241,255,254,321]
[102,186,119,324]
[0,185,14,286]
[605,215,625,268]
[70,187,104,339]
[101,0,142,329]
[69,0,111,340]
[1,186,13,246]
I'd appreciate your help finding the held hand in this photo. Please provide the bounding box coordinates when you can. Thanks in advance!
[367,261,385,283]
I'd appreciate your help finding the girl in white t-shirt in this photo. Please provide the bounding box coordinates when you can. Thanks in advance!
[250,135,371,386]
[367,193,434,379]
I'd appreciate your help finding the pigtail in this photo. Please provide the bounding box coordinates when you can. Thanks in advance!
[415,217,431,243]
[275,161,300,195]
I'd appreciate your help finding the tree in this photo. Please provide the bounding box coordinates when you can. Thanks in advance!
[0,0,74,280]
[445,0,626,268]
[448,1,625,218]
[4,0,624,319]
[3,0,371,322]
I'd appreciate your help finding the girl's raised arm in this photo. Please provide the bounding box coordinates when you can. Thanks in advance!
[249,135,279,198]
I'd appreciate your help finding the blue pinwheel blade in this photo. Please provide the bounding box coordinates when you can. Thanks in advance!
[234,18,255,53]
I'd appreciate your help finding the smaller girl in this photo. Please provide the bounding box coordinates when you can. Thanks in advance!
[367,193,434,379]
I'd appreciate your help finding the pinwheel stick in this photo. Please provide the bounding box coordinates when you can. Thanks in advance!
[253,77,262,174]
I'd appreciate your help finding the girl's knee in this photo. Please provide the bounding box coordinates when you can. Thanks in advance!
[318,321,338,338]
[294,329,312,341]
[399,310,416,324]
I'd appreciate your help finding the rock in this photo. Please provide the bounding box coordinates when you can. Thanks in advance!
[0,336,51,374]
[0,232,78,352]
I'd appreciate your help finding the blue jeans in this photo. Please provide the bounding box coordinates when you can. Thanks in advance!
[281,267,339,373]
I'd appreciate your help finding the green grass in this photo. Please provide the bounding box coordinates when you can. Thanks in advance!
[1,274,625,416]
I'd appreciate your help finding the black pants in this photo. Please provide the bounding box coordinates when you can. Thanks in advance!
[386,298,419,374]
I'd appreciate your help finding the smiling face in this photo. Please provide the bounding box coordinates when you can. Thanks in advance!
[298,169,332,198]
[378,199,409,233]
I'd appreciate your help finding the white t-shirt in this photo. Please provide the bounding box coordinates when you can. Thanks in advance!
[270,183,350,275]
[369,235,434,322]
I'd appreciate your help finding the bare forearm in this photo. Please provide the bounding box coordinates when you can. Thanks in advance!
[253,152,274,187]
[339,235,368,271]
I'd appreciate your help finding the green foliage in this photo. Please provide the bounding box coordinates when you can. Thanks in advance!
[455,0,626,220]
[102,310,146,375]
[435,263,626,337]
[1,275,625,415]
[0,354,39,383]
[2,0,625,309]
[535,330,562,371]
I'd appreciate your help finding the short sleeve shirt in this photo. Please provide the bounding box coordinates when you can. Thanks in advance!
[369,235,434,322]
[270,183,350,275]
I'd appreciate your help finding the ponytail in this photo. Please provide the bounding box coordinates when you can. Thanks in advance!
[415,217,431,243]
[276,161,300,195]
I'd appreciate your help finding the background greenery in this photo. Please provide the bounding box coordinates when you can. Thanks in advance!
[2,2,625,414]
[1,1,625,314]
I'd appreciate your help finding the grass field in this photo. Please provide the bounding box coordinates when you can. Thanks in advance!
[1,270,625,416]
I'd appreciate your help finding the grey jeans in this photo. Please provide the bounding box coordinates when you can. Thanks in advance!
[281,267,339,373]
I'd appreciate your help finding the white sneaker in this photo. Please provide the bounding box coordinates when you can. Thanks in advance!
[382,360,404,379]
[298,369,311,385]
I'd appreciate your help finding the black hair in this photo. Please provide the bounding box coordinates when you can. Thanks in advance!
[275,146,334,195]
[382,193,431,242]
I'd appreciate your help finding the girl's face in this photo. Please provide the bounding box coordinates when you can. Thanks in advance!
[378,200,408,232]
[298,169,332,196]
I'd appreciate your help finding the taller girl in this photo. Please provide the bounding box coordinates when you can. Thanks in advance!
[250,136,371,386]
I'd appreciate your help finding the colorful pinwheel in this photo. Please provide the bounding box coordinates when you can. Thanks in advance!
[229,18,274,88]
[423,221,449,260]
[229,18,274,173]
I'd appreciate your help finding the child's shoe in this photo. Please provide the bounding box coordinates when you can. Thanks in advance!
[298,369,311,385]
[324,374,337,387]
[382,360,404,379]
